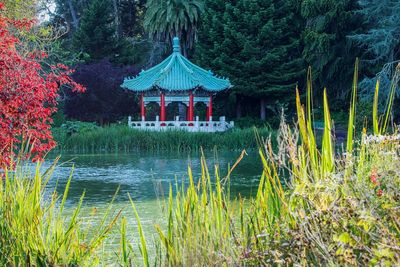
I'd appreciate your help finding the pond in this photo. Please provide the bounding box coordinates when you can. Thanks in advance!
[44,150,263,262]
[47,150,262,204]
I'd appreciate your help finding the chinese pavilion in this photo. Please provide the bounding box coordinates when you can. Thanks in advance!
[121,37,233,132]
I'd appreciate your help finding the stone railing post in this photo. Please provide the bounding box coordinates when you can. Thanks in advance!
[156,115,160,130]
[209,116,213,132]
[128,116,132,127]
[219,116,226,131]
[195,116,199,129]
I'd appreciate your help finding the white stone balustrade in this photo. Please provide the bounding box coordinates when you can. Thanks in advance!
[127,116,234,132]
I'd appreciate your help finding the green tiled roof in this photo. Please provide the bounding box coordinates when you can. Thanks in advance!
[121,37,232,92]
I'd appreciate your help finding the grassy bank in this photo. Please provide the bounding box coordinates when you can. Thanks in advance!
[52,124,275,152]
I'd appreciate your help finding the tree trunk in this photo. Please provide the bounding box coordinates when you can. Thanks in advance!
[147,41,163,67]
[67,0,79,31]
[236,100,242,119]
[182,43,188,58]
[112,0,122,38]
[260,98,266,121]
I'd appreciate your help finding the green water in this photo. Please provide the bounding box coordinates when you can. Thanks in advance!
[47,150,262,204]
[44,150,262,263]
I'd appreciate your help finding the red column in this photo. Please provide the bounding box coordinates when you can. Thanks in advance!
[140,93,146,120]
[160,92,166,122]
[188,92,194,122]
[208,95,213,121]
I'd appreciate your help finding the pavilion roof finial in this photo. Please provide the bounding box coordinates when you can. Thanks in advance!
[173,37,180,53]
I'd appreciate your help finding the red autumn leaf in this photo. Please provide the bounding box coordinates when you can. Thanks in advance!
[0,6,85,168]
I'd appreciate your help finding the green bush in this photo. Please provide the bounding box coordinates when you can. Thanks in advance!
[59,121,100,136]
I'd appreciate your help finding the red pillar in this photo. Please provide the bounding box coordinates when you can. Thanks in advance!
[160,92,166,122]
[208,95,213,121]
[188,92,194,121]
[140,93,146,120]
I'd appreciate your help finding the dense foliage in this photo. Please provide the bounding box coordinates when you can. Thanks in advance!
[195,0,305,119]
[0,4,84,167]
[301,0,362,96]
[44,0,400,124]
[64,60,138,123]
[350,0,400,66]
[144,0,204,57]
[1,33,399,264]
[73,0,116,60]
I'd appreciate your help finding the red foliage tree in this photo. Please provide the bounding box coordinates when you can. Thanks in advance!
[0,3,85,168]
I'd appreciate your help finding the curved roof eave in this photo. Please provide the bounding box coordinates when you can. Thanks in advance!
[121,37,232,93]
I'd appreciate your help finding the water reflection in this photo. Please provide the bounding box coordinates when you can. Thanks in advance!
[45,150,262,207]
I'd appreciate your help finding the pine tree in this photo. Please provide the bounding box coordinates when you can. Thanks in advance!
[348,1,400,104]
[73,0,116,60]
[195,0,305,120]
[301,0,362,95]
[54,0,91,32]
[119,0,146,38]
[350,0,400,65]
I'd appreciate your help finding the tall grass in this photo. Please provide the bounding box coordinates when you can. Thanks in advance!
[0,159,119,266]
[53,126,275,153]
[121,62,400,265]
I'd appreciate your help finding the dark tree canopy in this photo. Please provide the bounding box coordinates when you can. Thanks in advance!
[73,0,116,60]
[350,0,400,66]
[195,0,305,119]
[65,60,138,124]
[144,0,204,57]
[119,0,147,38]
[301,0,362,96]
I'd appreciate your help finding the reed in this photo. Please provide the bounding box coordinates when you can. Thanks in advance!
[0,159,119,266]
[53,125,275,153]
[121,151,245,266]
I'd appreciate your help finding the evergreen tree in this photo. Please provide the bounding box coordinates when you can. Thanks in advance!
[195,0,304,120]
[73,0,116,60]
[350,0,400,66]
[54,0,90,32]
[119,0,146,38]
[348,1,400,104]
[301,0,361,96]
